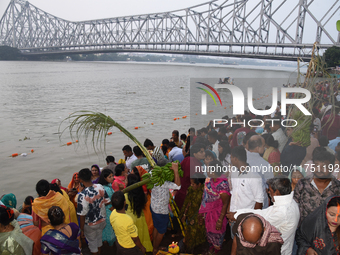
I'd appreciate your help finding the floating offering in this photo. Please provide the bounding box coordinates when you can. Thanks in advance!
[174,118,177,120]
[151,123,154,125]
[107,132,112,135]
[66,142,72,146]
[31,149,34,153]
[12,153,19,157]
[134,127,139,129]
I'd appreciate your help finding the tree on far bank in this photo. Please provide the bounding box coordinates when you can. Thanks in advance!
[324,46,340,68]
[0,46,22,60]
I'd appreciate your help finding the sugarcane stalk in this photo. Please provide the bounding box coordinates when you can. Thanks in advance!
[122,177,151,193]
[169,193,186,237]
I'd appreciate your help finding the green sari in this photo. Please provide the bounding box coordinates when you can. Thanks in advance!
[0,220,33,255]
[179,185,206,250]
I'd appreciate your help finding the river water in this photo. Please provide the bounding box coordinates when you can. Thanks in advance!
[0,60,300,204]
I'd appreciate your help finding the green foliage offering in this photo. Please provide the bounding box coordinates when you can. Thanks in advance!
[337,20,340,32]
[142,161,184,190]
[291,110,312,147]
[0,46,22,60]
[60,111,155,168]
[324,46,340,68]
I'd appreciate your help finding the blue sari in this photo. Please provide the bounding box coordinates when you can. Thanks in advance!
[40,222,80,255]
[102,184,116,246]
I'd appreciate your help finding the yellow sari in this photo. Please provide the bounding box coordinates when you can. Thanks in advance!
[61,190,78,226]
[32,190,71,235]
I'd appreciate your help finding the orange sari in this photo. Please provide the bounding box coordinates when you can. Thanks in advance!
[67,172,80,208]
[32,190,71,235]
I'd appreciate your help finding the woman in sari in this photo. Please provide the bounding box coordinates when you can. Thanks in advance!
[296,196,340,255]
[51,178,68,192]
[179,173,206,253]
[67,173,81,209]
[0,205,33,255]
[50,183,78,226]
[32,179,71,235]
[199,160,231,254]
[112,163,128,192]
[16,211,41,255]
[125,174,153,253]
[132,166,154,238]
[91,164,101,184]
[41,206,81,254]
[262,134,281,175]
[19,196,34,214]
[98,169,116,246]
[1,193,17,209]
[68,173,81,192]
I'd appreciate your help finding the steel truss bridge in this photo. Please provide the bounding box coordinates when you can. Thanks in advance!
[0,0,339,61]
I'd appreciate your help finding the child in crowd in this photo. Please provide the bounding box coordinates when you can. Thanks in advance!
[110,191,146,255]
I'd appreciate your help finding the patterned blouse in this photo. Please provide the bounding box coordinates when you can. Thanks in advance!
[293,176,340,226]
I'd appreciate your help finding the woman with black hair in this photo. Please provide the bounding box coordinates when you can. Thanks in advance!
[131,166,154,239]
[98,169,116,247]
[50,183,78,226]
[40,206,81,254]
[262,133,281,175]
[296,196,340,255]
[91,164,101,184]
[32,179,71,235]
[112,164,128,192]
[125,174,153,253]
[0,205,33,254]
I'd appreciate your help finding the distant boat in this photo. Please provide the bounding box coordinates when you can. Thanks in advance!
[214,77,234,89]
[190,61,196,64]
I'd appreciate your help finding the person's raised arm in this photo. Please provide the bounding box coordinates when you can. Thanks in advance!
[171,162,181,187]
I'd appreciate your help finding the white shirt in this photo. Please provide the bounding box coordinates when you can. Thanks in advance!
[212,140,219,159]
[151,181,181,215]
[234,192,300,255]
[246,150,274,208]
[168,147,183,162]
[152,146,165,162]
[125,154,137,170]
[272,128,288,153]
[229,168,264,212]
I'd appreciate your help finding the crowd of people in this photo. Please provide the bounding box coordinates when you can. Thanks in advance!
[1,94,340,255]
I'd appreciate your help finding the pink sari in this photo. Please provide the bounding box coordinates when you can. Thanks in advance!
[112,175,126,192]
[199,177,230,249]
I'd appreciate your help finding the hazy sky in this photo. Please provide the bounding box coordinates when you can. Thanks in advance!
[0,0,339,45]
